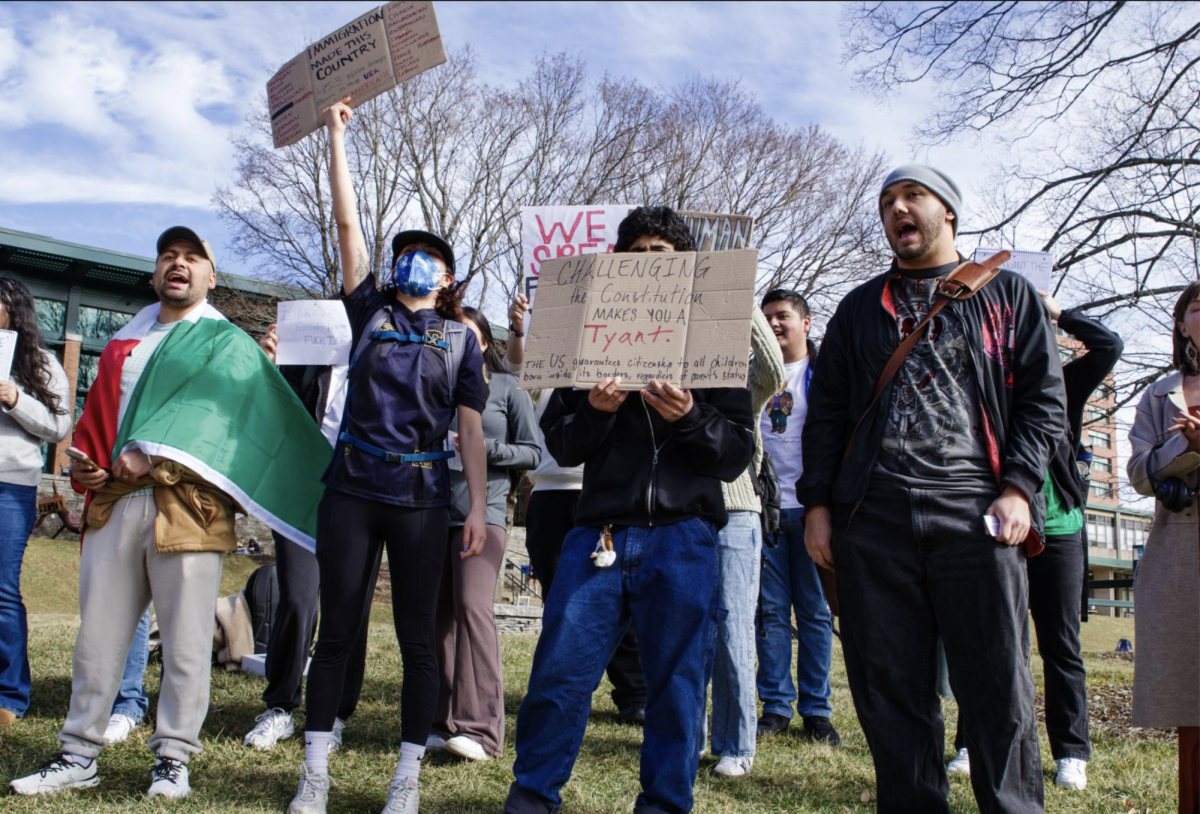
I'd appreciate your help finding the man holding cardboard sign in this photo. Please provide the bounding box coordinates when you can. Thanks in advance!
[505,207,755,814]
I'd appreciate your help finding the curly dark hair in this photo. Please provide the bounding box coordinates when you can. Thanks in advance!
[614,206,696,253]
[1172,280,1200,376]
[0,277,67,416]
[460,306,507,376]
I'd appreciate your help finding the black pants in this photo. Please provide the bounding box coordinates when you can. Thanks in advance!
[266,531,374,717]
[525,489,647,711]
[835,477,1043,814]
[306,489,449,743]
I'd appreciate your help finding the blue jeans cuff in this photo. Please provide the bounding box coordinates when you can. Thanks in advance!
[797,705,834,719]
[109,705,145,724]
[762,704,794,719]
[0,704,25,717]
[713,750,756,758]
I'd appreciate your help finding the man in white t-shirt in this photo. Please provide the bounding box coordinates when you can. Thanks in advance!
[754,290,840,745]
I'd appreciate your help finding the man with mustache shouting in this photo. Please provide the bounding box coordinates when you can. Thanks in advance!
[798,166,1065,814]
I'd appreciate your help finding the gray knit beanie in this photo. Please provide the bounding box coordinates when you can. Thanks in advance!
[880,164,962,232]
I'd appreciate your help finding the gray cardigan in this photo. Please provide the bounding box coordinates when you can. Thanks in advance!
[450,371,541,527]
[1,348,72,487]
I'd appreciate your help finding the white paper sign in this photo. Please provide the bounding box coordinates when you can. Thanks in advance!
[973,247,1054,291]
[521,205,631,307]
[275,301,353,366]
[446,430,462,471]
[0,329,15,381]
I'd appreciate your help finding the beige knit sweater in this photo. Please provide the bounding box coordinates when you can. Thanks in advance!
[721,308,787,514]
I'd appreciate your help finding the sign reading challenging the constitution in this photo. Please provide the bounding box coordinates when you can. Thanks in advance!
[518,250,759,391]
[267,1,447,149]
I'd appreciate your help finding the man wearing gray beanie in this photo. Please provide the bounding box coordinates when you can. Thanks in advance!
[797,164,1064,813]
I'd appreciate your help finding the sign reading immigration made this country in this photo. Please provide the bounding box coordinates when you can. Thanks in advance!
[518,250,759,391]
[267,1,447,149]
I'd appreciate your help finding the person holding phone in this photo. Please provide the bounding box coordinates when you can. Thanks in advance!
[0,277,72,727]
[287,99,489,814]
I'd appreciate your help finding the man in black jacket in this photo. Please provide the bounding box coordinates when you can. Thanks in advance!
[504,207,755,814]
[799,165,1066,814]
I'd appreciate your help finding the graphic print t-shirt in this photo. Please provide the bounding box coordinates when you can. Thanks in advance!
[760,357,809,510]
[873,267,994,489]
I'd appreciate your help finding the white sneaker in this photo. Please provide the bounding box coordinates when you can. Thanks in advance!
[103,714,138,745]
[426,733,447,752]
[288,765,331,814]
[1055,757,1087,790]
[947,747,970,775]
[146,757,189,799]
[381,777,419,814]
[10,754,99,795]
[243,708,295,750]
[711,756,753,777]
[329,717,345,753]
[444,734,490,761]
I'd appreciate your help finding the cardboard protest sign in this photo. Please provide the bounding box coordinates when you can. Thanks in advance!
[268,1,447,149]
[275,301,353,366]
[973,247,1054,291]
[519,250,758,391]
[678,211,754,252]
[0,329,15,381]
[520,205,630,307]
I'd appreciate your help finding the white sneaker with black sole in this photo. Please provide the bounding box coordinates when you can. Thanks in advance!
[288,766,331,814]
[103,714,138,745]
[444,735,490,761]
[147,757,189,799]
[381,777,419,814]
[243,708,295,750]
[711,756,753,777]
[1054,757,1087,790]
[946,747,970,775]
[10,754,99,795]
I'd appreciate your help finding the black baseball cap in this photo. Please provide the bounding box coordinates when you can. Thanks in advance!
[391,230,455,275]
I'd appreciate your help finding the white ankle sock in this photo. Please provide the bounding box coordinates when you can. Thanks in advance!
[304,732,334,774]
[394,742,425,784]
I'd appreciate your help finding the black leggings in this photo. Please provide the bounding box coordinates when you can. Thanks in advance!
[306,489,449,743]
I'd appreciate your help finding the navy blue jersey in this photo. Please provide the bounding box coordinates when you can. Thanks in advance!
[323,273,489,507]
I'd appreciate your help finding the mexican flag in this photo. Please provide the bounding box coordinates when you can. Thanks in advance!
[84,303,331,550]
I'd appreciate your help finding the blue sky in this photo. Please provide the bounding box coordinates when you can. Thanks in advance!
[0,0,975,276]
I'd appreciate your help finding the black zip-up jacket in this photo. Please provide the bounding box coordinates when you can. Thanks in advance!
[541,386,754,530]
[798,260,1067,537]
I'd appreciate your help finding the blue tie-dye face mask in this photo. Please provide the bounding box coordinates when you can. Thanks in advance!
[393,250,444,297]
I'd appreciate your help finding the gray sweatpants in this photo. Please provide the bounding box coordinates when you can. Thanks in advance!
[59,493,223,763]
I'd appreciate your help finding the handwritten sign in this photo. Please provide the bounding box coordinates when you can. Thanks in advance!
[267,1,447,149]
[0,329,15,381]
[679,211,754,252]
[973,247,1054,291]
[520,205,631,307]
[519,250,758,391]
[275,301,353,366]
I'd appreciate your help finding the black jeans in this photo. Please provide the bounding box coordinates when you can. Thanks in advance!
[266,531,374,718]
[525,489,647,711]
[306,490,449,743]
[834,477,1043,814]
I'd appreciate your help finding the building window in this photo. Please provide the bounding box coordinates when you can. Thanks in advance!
[1091,456,1112,474]
[1088,430,1111,449]
[1086,406,1106,423]
[1120,519,1149,552]
[1089,480,1115,500]
[77,306,132,343]
[1086,512,1116,548]
[34,298,67,340]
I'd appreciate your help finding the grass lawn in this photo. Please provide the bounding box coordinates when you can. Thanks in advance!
[0,537,1176,812]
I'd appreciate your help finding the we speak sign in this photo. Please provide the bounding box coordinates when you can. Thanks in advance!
[520,205,630,306]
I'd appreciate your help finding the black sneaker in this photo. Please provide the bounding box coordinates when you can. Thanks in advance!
[617,705,646,725]
[801,716,842,746]
[756,712,790,738]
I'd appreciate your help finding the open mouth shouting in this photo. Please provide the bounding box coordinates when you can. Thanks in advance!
[894,219,920,245]
[163,268,190,290]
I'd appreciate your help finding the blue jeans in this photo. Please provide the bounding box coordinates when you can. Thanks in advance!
[755,506,833,719]
[0,483,37,716]
[706,511,761,757]
[111,611,152,723]
[507,519,719,814]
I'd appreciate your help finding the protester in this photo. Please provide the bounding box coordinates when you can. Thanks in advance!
[431,306,539,761]
[506,292,649,724]
[0,277,71,727]
[10,227,331,800]
[703,304,785,778]
[248,324,371,751]
[1127,282,1200,814]
[754,289,839,747]
[287,99,489,814]
[800,164,1065,813]
[504,206,755,814]
[946,292,1121,791]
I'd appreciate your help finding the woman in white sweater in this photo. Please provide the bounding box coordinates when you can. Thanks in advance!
[0,277,71,727]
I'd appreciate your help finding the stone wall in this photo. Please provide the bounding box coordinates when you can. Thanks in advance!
[494,603,542,635]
